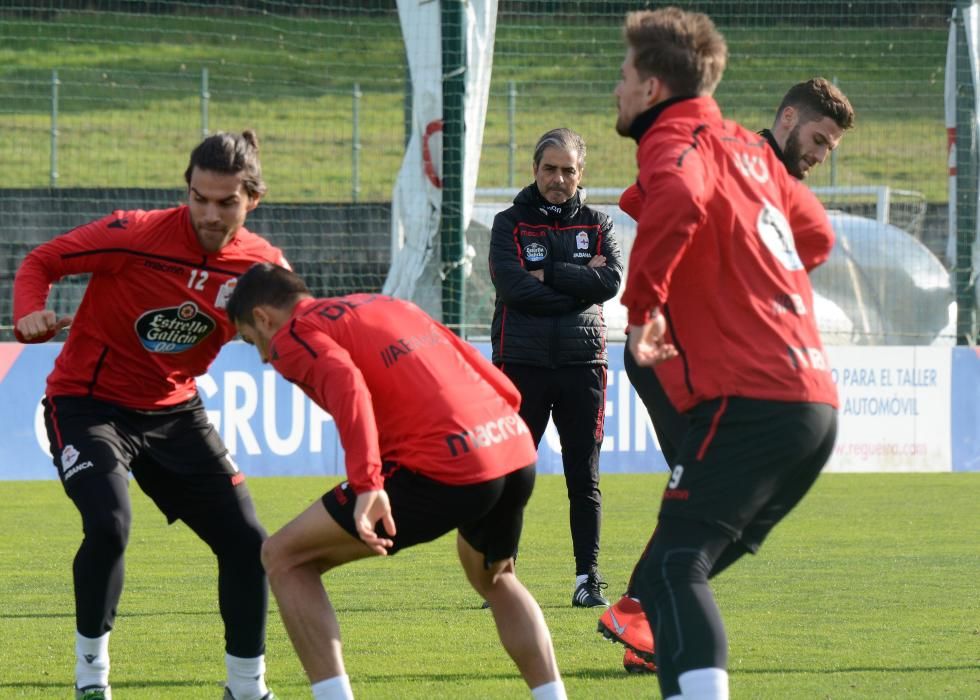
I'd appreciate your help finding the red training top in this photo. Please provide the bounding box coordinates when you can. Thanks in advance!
[268,295,537,493]
[14,206,288,409]
[620,97,838,412]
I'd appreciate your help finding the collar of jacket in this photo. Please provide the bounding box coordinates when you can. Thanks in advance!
[628,94,699,142]
[517,183,584,221]
[758,128,796,177]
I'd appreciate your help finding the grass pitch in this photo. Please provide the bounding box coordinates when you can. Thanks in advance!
[1,473,977,698]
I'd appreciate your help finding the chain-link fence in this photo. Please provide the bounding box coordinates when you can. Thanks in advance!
[0,1,961,344]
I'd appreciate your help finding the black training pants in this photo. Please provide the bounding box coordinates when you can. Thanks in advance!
[501,363,606,576]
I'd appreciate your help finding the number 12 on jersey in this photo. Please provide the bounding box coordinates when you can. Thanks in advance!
[188,269,209,290]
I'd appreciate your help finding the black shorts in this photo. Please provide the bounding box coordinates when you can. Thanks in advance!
[43,394,247,523]
[322,462,536,564]
[660,397,837,551]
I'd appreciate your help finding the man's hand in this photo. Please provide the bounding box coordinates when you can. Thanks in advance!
[627,308,678,367]
[16,310,73,340]
[353,489,396,556]
[529,269,544,281]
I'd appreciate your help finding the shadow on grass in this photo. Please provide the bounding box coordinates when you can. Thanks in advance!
[0,609,219,619]
[0,680,211,690]
[352,668,632,683]
[267,662,980,685]
[731,663,980,675]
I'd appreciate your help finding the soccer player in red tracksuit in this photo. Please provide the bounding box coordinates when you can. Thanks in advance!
[602,9,840,699]
[600,79,855,674]
[14,131,284,700]
[224,262,568,700]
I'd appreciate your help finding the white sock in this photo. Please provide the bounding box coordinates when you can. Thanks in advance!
[678,667,729,700]
[665,696,683,700]
[311,674,354,700]
[574,574,588,590]
[531,679,568,700]
[225,653,269,700]
[75,631,110,689]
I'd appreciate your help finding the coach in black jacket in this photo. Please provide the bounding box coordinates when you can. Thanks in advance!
[489,127,623,608]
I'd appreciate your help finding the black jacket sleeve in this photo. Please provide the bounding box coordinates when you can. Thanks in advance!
[489,210,579,314]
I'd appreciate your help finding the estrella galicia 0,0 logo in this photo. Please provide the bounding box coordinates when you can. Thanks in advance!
[524,242,547,263]
[135,301,216,353]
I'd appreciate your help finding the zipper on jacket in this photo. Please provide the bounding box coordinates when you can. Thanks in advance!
[549,220,560,368]
[664,305,694,395]
[86,345,110,396]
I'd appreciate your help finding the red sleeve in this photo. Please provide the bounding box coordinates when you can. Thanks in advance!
[619,182,643,222]
[13,211,139,343]
[271,323,384,493]
[786,179,835,271]
[620,138,707,327]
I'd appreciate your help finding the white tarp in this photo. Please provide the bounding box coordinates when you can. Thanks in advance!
[384,0,497,316]
[946,3,980,288]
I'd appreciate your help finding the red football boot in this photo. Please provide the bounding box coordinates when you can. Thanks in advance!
[597,595,655,661]
[623,647,657,674]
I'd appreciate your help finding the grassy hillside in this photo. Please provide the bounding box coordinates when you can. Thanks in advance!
[0,10,948,202]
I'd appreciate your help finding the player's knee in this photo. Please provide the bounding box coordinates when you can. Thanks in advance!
[260,528,315,583]
[81,505,131,554]
[486,557,515,584]
[635,545,712,602]
[259,532,286,578]
[200,497,267,559]
[469,557,515,597]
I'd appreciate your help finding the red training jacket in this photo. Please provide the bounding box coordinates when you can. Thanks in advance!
[14,206,288,409]
[268,296,537,493]
[620,97,838,412]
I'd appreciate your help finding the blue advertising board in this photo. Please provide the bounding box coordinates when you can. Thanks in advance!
[0,342,975,480]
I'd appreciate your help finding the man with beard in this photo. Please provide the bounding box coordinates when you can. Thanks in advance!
[596,7,840,695]
[598,77,853,675]
[761,78,854,180]
[14,131,284,700]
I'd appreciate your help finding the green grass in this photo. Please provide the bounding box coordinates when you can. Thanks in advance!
[1,473,978,698]
[0,10,950,201]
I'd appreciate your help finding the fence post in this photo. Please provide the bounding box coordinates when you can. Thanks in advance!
[440,0,466,333]
[201,68,210,138]
[955,1,978,344]
[50,70,59,188]
[352,83,362,203]
[508,80,517,188]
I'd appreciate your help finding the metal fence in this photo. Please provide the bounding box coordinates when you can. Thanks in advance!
[0,0,965,344]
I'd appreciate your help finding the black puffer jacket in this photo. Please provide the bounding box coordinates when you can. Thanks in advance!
[489,184,622,368]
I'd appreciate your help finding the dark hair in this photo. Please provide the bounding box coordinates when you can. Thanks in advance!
[623,7,727,97]
[533,127,587,169]
[184,129,267,199]
[776,78,855,131]
[226,262,310,325]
